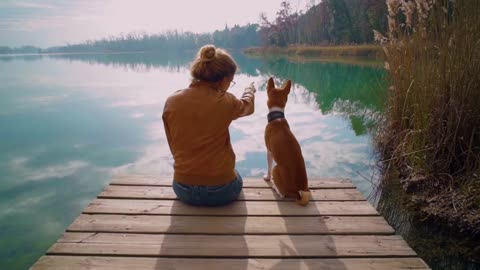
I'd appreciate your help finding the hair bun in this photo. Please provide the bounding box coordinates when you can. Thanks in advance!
[200,45,216,62]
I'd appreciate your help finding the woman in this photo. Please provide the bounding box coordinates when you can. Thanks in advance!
[162,44,256,206]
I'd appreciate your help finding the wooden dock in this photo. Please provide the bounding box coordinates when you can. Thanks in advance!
[31,175,430,270]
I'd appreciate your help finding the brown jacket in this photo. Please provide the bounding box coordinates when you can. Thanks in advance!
[162,83,255,186]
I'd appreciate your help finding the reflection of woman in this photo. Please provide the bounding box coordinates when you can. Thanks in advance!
[162,44,256,206]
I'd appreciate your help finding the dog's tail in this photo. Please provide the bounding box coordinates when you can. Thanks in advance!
[296,190,311,206]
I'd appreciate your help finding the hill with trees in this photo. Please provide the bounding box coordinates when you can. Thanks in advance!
[259,0,387,47]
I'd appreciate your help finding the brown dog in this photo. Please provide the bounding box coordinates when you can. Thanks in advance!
[263,77,310,206]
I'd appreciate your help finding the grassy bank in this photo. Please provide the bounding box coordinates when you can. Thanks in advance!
[376,0,480,234]
[378,175,479,268]
[244,44,383,58]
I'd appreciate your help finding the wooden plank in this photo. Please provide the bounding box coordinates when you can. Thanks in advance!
[31,256,431,270]
[84,199,379,216]
[31,174,429,270]
[110,175,356,189]
[99,185,365,201]
[50,233,417,258]
[68,214,395,235]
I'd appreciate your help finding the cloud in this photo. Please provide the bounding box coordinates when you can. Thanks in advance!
[19,94,68,106]
[108,140,174,176]
[0,191,56,217]
[130,112,145,118]
[0,16,75,31]
[9,157,89,181]
[13,2,57,9]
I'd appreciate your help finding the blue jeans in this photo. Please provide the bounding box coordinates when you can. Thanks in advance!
[172,171,243,206]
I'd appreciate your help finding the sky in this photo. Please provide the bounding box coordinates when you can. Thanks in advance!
[0,0,312,48]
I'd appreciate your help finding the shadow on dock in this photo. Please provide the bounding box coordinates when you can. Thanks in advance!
[156,200,248,269]
[269,197,348,270]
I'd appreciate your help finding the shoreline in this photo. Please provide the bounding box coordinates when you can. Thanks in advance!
[244,44,383,58]
[392,168,480,236]
[377,175,480,268]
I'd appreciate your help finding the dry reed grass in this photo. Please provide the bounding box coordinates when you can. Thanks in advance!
[376,0,480,233]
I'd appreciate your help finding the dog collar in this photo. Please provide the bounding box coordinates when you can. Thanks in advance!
[268,111,285,122]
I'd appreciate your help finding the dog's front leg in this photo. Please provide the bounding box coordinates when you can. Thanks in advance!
[263,150,273,181]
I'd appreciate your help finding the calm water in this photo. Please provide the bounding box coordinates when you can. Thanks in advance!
[0,52,386,269]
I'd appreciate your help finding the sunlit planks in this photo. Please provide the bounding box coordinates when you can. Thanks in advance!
[68,214,395,235]
[110,175,356,189]
[33,256,431,270]
[84,199,379,216]
[50,233,416,258]
[30,175,430,270]
[99,185,365,201]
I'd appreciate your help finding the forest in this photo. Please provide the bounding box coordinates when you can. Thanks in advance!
[259,0,387,47]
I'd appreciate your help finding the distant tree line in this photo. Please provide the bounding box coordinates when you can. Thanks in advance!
[0,46,42,54]
[0,24,261,54]
[260,0,388,46]
[44,31,213,53]
[213,24,260,49]
[43,24,261,54]
[0,0,388,54]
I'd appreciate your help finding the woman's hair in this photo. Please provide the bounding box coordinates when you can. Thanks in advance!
[190,45,237,82]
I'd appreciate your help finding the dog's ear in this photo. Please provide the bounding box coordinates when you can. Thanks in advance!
[267,77,275,93]
[282,80,291,94]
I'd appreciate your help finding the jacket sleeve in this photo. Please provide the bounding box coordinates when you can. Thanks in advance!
[230,89,255,120]
[162,100,174,154]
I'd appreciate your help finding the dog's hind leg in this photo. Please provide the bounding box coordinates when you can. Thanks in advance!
[271,166,287,198]
[263,150,273,181]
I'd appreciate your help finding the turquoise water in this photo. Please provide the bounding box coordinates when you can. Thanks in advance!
[0,52,385,269]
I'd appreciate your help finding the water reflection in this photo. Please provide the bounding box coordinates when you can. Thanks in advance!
[49,52,192,73]
[19,52,385,190]
[0,52,191,72]
[0,52,385,269]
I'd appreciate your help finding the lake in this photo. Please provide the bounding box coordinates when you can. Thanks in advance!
[0,52,385,269]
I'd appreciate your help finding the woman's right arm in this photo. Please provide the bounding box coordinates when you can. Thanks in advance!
[231,83,256,120]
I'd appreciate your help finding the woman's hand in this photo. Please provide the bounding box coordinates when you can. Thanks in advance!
[244,82,256,94]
